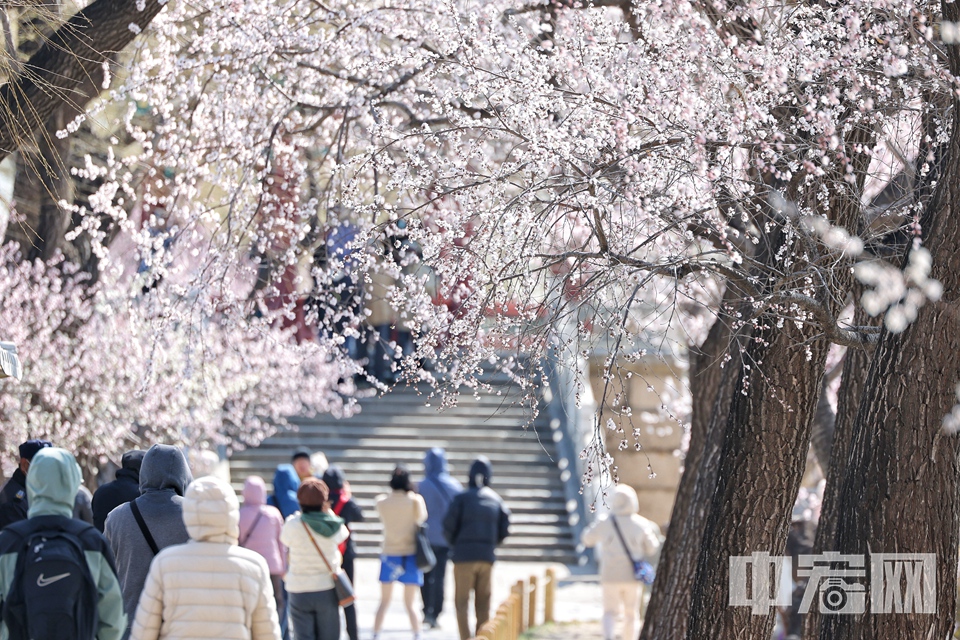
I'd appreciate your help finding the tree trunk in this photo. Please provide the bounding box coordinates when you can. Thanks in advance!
[820,6,960,635]
[820,287,960,638]
[802,288,877,639]
[640,291,741,640]
[7,105,74,261]
[809,361,840,478]
[3,0,127,263]
[683,109,873,637]
[685,316,830,640]
[0,0,167,160]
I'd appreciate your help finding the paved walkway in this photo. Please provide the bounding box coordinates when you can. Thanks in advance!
[348,559,603,640]
[322,559,793,640]
[523,622,603,639]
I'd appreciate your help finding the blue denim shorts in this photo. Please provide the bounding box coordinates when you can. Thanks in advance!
[379,554,423,585]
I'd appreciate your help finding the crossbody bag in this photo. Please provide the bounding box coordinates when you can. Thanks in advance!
[301,520,356,607]
[611,516,656,585]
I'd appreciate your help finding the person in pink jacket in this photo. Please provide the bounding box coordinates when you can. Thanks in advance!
[240,476,287,636]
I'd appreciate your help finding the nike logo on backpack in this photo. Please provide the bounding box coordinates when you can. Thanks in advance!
[36,572,70,587]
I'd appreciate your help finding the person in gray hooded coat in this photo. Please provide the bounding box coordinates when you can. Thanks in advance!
[104,444,193,640]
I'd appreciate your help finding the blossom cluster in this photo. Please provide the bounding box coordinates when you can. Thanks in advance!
[0,245,352,474]
[9,0,958,464]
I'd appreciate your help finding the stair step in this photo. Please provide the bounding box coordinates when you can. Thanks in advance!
[244,440,555,454]
[344,490,566,504]
[234,450,558,464]
[342,512,575,527]
[348,527,574,540]
[247,428,556,441]
[230,379,581,565]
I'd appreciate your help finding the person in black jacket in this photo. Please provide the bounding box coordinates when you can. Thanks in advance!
[0,439,52,530]
[322,464,365,640]
[92,450,146,532]
[443,456,510,640]
[1,439,103,531]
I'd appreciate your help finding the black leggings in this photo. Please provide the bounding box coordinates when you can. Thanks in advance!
[342,554,358,640]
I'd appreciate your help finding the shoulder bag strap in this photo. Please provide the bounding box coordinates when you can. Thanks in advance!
[130,500,160,555]
[240,511,264,547]
[610,515,638,564]
[301,520,336,574]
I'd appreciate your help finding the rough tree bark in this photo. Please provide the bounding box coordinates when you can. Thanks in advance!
[0,0,167,161]
[808,358,842,479]
[684,111,873,637]
[2,0,145,263]
[820,6,960,636]
[639,289,742,640]
[684,311,831,639]
[7,107,74,261]
[802,288,877,639]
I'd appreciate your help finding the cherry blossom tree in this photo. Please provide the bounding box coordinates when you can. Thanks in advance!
[1,0,959,636]
[0,243,354,481]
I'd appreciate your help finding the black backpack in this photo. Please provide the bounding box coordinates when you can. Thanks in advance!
[1,519,99,640]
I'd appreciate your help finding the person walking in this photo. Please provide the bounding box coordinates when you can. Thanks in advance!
[129,476,280,640]
[0,439,52,530]
[240,476,288,639]
[373,465,428,640]
[104,444,193,640]
[280,477,349,640]
[418,448,463,629]
[271,448,314,519]
[580,485,662,640]
[443,456,510,640]
[74,484,95,525]
[365,242,400,384]
[92,450,146,532]
[321,465,364,640]
[0,447,126,640]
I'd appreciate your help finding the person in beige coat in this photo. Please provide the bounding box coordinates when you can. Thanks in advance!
[580,485,662,640]
[130,476,281,640]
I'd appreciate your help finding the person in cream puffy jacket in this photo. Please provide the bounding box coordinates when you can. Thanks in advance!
[580,484,662,640]
[130,476,281,640]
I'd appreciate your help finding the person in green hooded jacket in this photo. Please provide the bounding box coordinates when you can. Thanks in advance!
[279,477,348,640]
[0,447,126,640]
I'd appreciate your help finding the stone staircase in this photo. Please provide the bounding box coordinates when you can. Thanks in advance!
[228,383,582,564]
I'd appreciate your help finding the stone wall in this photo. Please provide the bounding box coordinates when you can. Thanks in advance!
[588,355,687,529]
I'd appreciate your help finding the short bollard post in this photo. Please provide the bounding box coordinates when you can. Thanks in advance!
[515,580,527,633]
[544,568,556,623]
[510,581,522,635]
[513,592,522,638]
[498,603,509,640]
[528,575,538,629]
[478,620,496,640]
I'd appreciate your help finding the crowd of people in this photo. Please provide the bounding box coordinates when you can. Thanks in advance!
[0,441,538,640]
[276,220,436,386]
